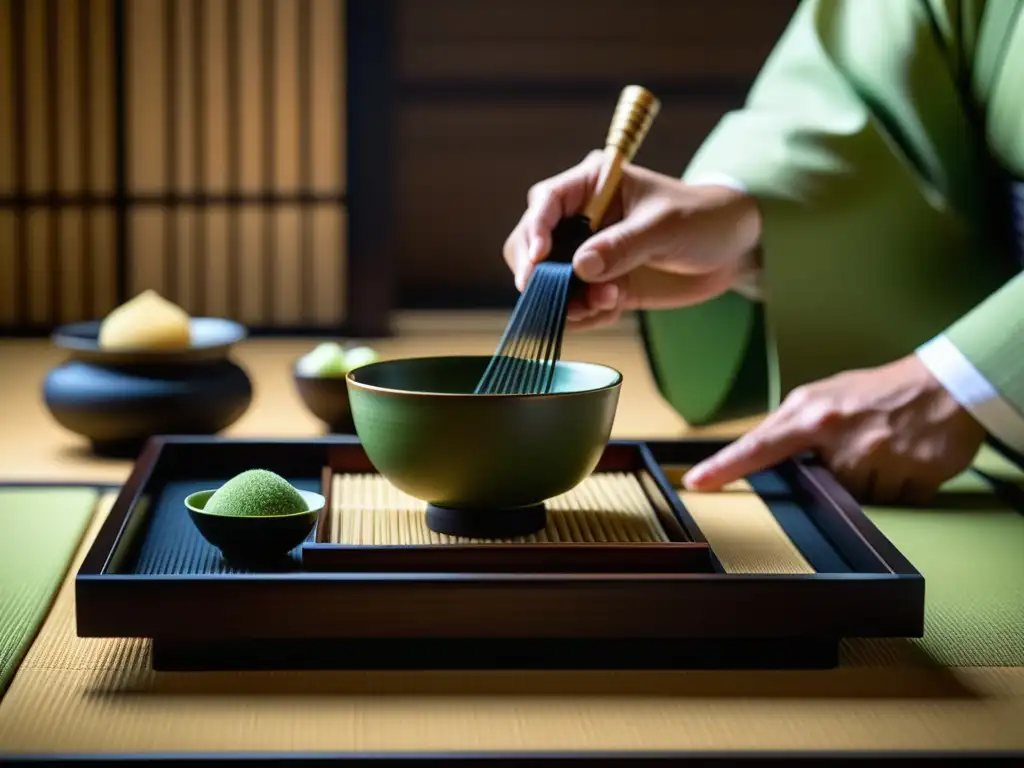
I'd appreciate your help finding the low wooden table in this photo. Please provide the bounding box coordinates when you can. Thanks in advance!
[1,314,1021,762]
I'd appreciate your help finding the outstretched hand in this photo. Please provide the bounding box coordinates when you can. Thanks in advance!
[683,353,987,505]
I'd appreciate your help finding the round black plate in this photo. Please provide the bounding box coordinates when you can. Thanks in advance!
[51,317,247,365]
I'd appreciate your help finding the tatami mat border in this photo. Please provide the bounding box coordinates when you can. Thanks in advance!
[3,749,1024,764]
[0,482,123,491]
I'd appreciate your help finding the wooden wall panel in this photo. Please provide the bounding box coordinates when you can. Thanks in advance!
[0,0,118,328]
[1,0,348,332]
[123,0,348,326]
[396,0,800,82]
[127,0,345,198]
[127,205,346,327]
[395,99,730,303]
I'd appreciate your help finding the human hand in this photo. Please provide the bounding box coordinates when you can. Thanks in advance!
[502,151,763,330]
[683,354,987,505]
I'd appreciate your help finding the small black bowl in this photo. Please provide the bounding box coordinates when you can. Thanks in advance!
[43,318,253,457]
[184,488,324,564]
[292,362,354,433]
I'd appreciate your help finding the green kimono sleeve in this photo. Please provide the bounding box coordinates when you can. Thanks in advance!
[640,0,1014,423]
[940,272,1024,449]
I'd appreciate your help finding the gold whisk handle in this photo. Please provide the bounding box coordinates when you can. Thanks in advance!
[582,85,661,229]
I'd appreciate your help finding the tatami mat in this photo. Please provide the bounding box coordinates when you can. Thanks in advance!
[0,487,98,697]
[2,457,1023,755]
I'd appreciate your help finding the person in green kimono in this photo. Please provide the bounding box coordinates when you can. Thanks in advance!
[502,0,1024,504]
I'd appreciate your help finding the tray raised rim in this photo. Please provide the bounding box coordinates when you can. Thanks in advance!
[75,435,927,642]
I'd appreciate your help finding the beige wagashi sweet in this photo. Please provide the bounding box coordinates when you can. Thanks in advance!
[98,289,192,350]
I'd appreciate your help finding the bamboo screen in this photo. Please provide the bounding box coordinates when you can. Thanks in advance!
[0,0,348,332]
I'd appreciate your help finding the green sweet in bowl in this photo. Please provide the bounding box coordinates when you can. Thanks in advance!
[184,469,325,562]
[345,356,622,512]
[293,342,381,432]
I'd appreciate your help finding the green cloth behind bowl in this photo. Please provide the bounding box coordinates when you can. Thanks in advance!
[0,488,98,697]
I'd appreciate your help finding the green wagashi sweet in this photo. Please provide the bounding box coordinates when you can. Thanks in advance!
[204,469,308,517]
[343,345,379,371]
[296,341,380,378]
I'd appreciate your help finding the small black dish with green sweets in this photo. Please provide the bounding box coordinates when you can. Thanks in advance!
[185,469,325,565]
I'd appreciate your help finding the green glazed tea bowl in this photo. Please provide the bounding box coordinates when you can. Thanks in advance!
[345,356,622,513]
[184,488,324,562]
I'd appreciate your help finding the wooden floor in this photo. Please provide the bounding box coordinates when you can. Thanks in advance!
[0,311,758,483]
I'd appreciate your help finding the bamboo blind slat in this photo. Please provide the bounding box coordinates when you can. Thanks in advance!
[273,0,301,194]
[91,208,117,316]
[238,2,264,194]
[201,0,230,194]
[127,205,346,326]
[171,0,194,193]
[25,210,49,324]
[0,1,12,194]
[57,0,81,194]
[311,0,345,191]
[57,211,85,323]
[90,0,116,195]
[204,209,231,319]
[23,0,48,195]
[312,204,346,325]
[0,212,14,324]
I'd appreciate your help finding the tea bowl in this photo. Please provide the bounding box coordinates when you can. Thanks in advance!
[345,355,622,538]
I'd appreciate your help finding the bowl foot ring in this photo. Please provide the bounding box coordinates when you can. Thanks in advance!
[425,503,547,540]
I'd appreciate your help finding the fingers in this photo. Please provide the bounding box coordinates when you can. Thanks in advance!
[567,306,623,332]
[571,209,666,284]
[897,479,938,507]
[837,468,874,501]
[564,284,621,330]
[502,221,531,290]
[683,411,815,491]
[566,267,735,323]
[867,471,907,506]
[504,151,606,291]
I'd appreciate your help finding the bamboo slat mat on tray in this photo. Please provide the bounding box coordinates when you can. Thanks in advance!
[2,458,1024,757]
[328,472,669,545]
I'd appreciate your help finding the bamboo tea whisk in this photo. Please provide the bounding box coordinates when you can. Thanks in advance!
[475,85,661,396]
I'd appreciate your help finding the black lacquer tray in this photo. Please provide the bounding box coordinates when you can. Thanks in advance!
[75,435,924,672]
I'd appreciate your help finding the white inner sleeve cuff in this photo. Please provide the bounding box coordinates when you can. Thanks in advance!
[686,172,750,195]
[916,334,1024,454]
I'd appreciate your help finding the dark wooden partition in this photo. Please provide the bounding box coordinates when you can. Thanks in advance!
[0,0,391,337]
[390,0,801,309]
